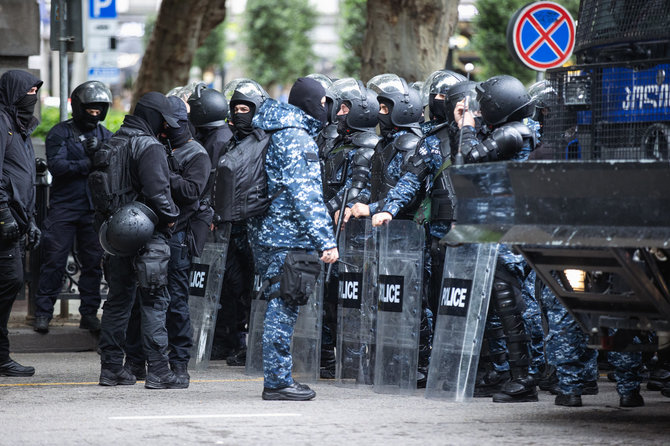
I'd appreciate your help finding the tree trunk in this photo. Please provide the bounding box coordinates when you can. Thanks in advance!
[361,0,459,82]
[131,0,226,107]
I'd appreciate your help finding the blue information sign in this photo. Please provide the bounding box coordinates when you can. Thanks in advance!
[89,0,116,19]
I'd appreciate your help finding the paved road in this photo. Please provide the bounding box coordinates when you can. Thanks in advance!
[1,352,669,445]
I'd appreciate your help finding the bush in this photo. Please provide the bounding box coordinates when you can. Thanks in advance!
[32,107,126,141]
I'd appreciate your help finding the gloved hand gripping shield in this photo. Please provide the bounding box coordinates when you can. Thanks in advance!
[336,218,378,386]
[188,241,229,370]
[425,243,498,401]
[373,219,424,395]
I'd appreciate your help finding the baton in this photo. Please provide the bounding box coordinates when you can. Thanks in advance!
[454,63,475,166]
[325,187,350,284]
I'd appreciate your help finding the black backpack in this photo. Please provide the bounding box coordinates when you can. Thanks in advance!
[214,128,283,223]
[87,134,137,229]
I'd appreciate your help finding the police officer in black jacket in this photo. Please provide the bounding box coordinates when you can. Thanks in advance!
[96,92,185,389]
[0,70,43,377]
[124,96,211,386]
[33,81,113,334]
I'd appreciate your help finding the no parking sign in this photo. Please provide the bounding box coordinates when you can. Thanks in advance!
[506,1,575,71]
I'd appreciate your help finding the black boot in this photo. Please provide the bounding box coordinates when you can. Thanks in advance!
[262,382,315,401]
[33,316,50,334]
[492,375,538,402]
[171,362,190,381]
[226,348,247,367]
[145,362,188,389]
[124,360,147,380]
[80,314,101,332]
[620,389,644,407]
[474,370,511,397]
[0,359,35,377]
[320,344,336,379]
[99,365,136,386]
[555,393,582,407]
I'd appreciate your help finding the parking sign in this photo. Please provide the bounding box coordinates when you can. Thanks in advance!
[89,0,116,19]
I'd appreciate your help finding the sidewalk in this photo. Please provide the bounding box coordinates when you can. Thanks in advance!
[8,297,99,353]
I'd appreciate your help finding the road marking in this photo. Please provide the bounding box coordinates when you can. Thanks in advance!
[0,378,263,387]
[109,413,302,421]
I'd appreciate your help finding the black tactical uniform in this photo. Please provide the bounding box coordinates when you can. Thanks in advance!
[0,70,43,377]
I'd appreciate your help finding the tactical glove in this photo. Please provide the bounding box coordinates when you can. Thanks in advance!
[25,219,41,250]
[84,137,100,158]
[0,206,19,242]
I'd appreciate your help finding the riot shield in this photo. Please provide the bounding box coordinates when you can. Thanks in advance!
[336,218,377,386]
[373,220,424,395]
[188,239,229,370]
[290,268,325,383]
[244,274,266,377]
[425,243,499,401]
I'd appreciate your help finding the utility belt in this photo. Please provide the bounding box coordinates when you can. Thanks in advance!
[255,250,322,306]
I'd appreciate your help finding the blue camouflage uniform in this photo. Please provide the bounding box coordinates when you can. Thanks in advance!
[249,99,336,390]
[608,333,643,396]
[536,272,598,395]
[521,270,547,376]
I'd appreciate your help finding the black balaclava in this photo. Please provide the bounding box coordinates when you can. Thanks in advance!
[288,77,327,126]
[335,100,351,137]
[377,99,396,139]
[163,96,191,147]
[0,70,43,133]
[14,94,38,129]
[231,101,255,139]
[74,103,105,132]
[429,94,447,123]
[134,91,179,136]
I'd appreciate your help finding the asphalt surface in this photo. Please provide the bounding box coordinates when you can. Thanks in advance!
[1,352,669,445]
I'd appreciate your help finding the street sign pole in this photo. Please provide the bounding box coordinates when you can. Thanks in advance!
[58,0,68,122]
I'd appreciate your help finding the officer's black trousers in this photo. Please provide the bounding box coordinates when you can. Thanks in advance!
[0,240,22,363]
[98,254,170,367]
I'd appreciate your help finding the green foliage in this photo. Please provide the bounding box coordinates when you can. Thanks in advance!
[243,0,317,88]
[336,0,367,78]
[32,107,125,141]
[194,22,226,73]
[473,0,580,84]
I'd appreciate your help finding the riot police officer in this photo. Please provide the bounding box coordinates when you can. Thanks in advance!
[248,77,338,401]
[319,78,380,378]
[0,70,43,377]
[94,92,185,389]
[33,81,113,334]
[455,74,539,403]
[210,79,269,364]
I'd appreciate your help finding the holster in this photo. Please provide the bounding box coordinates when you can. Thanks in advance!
[133,234,170,291]
[277,251,322,306]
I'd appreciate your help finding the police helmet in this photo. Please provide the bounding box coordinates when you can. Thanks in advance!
[187,83,228,128]
[167,81,201,102]
[446,80,480,124]
[421,70,466,105]
[367,73,422,128]
[306,73,334,92]
[71,81,113,123]
[223,78,270,115]
[99,202,158,257]
[476,75,534,126]
[329,78,379,132]
[528,79,558,120]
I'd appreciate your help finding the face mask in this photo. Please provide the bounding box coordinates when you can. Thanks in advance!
[164,119,191,148]
[232,112,254,139]
[378,113,395,138]
[76,106,104,132]
[14,94,37,129]
[336,114,349,136]
[430,97,447,122]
